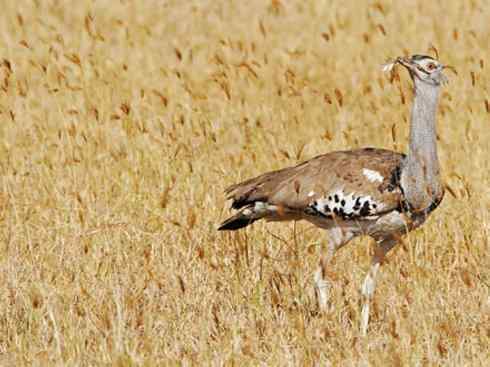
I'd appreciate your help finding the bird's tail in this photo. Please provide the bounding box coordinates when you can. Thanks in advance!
[218,202,273,231]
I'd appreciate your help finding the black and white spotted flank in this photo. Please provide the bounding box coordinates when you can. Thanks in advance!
[308,190,383,220]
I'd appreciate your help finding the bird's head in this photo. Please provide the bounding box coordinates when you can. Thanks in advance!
[384,54,451,87]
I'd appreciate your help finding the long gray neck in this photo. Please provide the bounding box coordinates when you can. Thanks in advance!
[400,79,442,211]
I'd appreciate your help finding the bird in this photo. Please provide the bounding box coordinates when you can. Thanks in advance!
[218,54,449,335]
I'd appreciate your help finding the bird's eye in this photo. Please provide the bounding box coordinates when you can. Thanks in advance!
[426,63,436,71]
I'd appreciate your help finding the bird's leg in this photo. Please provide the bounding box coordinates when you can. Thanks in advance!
[314,240,336,311]
[360,237,398,335]
[314,227,353,311]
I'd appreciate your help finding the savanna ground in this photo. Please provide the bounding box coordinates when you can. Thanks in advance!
[0,0,488,365]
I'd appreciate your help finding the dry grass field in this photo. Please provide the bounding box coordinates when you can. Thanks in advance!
[0,0,489,365]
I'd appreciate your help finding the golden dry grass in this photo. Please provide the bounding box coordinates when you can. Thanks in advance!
[0,0,489,365]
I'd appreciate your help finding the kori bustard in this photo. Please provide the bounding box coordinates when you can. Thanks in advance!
[219,54,448,335]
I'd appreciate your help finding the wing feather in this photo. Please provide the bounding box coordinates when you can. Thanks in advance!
[224,148,405,220]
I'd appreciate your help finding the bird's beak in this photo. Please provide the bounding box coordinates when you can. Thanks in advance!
[396,57,415,71]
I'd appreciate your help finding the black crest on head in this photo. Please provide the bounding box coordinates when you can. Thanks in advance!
[411,54,435,62]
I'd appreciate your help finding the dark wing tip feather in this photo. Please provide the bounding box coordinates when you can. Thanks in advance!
[224,179,266,210]
[218,215,256,231]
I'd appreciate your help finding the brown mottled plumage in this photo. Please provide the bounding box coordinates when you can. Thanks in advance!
[223,148,403,215]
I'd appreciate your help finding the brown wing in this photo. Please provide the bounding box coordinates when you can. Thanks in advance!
[224,147,405,220]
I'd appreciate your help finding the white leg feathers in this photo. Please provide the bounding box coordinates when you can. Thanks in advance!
[314,267,331,311]
[314,228,354,311]
[361,262,380,336]
[360,238,398,335]
[313,231,398,336]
